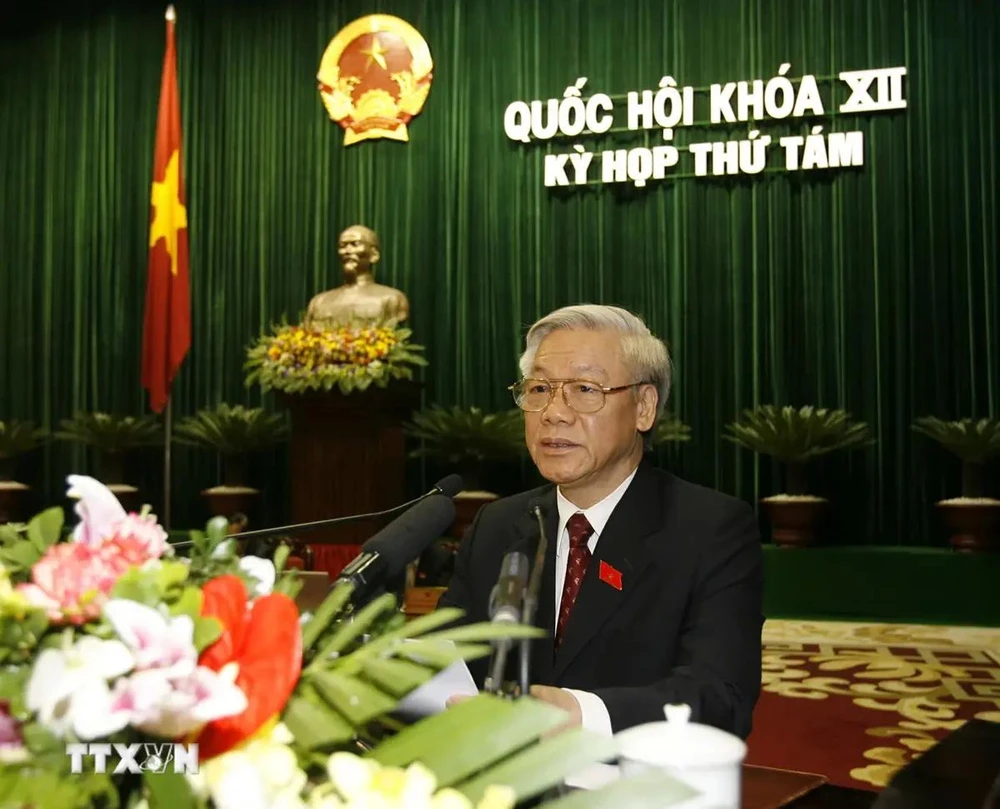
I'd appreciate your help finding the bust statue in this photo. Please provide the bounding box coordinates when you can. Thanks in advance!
[303,225,410,330]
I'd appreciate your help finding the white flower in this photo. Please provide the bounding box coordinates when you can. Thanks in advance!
[239,556,276,596]
[103,599,198,677]
[26,634,134,739]
[66,474,128,546]
[187,722,308,809]
[322,753,516,809]
[111,663,248,738]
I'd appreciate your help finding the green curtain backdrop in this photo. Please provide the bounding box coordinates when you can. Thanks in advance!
[0,0,996,541]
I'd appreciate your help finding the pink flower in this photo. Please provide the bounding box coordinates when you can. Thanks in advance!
[18,543,124,625]
[0,701,21,747]
[0,701,27,764]
[104,513,170,565]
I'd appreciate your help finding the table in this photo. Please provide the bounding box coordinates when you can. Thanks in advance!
[742,764,875,809]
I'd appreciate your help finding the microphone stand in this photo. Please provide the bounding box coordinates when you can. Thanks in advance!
[169,491,438,550]
[517,505,549,698]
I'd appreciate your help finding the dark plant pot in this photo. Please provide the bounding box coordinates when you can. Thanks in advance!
[0,481,29,524]
[937,500,1000,553]
[760,497,829,548]
[451,491,500,539]
[202,486,260,523]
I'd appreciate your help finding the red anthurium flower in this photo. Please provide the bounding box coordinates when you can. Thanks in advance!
[194,574,302,760]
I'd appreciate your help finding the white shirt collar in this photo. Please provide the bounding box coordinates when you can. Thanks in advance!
[555,464,639,547]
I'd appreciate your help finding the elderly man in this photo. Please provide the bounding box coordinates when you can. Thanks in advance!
[438,304,763,738]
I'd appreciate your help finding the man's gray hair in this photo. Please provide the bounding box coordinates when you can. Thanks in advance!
[517,304,673,446]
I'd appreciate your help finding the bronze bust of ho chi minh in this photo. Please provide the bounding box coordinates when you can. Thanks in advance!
[303,225,410,330]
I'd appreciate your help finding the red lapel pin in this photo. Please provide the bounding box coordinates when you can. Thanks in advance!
[599,560,623,591]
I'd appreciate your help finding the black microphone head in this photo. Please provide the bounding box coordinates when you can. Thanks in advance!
[363,494,457,576]
[433,474,465,498]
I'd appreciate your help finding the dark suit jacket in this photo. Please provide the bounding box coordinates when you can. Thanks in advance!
[437,460,764,738]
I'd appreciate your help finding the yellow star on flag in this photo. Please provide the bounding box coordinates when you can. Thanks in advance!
[149,150,187,275]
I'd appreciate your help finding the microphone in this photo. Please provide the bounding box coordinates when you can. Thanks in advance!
[484,550,530,693]
[335,493,457,606]
[169,475,464,549]
[518,500,550,697]
[488,551,530,624]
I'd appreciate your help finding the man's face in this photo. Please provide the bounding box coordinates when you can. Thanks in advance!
[523,329,657,492]
[338,228,377,275]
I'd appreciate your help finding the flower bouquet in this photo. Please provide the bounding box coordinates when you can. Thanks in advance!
[244,322,428,395]
[0,477,693,809]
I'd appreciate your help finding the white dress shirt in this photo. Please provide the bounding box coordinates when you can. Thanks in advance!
[554,465,639,737]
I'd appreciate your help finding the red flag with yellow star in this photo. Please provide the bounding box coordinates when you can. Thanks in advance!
[142,5,190,413]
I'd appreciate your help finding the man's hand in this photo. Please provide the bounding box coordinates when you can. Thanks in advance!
[529,685,582,738]
[445,693,476,708]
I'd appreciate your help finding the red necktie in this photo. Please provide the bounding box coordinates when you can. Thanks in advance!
[556,512,594,649]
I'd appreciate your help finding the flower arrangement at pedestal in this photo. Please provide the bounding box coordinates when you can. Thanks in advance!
[244,322,428,395]
[0,476,693,809]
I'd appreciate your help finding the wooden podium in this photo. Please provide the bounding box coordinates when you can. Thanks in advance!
[279,382,421,576]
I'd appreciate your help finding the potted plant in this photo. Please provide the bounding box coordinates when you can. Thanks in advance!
[724,405,873,547]
[404,405,526,538]
[173,403,289,521]
[912,416,1000,552]
[650,412,692,447]
[0,420,48,523]
[53,412,162,508]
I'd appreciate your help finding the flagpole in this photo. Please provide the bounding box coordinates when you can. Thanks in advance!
[163,397,173,530]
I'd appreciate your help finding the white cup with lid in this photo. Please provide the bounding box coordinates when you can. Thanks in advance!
[614,703,746,809]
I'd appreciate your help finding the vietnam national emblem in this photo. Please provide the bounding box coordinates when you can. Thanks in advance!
[317,15,433,146]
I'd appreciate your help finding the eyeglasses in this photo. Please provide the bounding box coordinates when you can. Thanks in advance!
[508,378,649,414]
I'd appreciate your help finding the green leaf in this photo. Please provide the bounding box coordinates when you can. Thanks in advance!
[169,585,203,619]
[193,616,223,652]
[0,523,22,547]
[26,507,64,553]
[273,542,291,575]
[311,670,398,725]
[394,639,494,668]
[360,656,436,697]
[301,581,355,652]
[454,727,619,804]
[418,623,545,645]
[111,569,162,606]
[282,692,356,749]
[0,540,43,573]
[537,769,700,809]
[369,695,569,778]
[144,769,197,809]
[308,591,397,664]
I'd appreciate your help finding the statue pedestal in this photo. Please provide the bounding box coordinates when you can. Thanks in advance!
[278,382,420,577]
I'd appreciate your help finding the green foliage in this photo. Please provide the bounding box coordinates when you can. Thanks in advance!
[365,696,698,808]
[244,322,428,395]
[173,516,256,590]
[0,770,121,809]
[650,413,692,446]
[110,560,222,653]
[405,405,526,465]
[0,506,63,578]
[724,405,873,463]
[173,403,289,455]
[54,412,163,453]
[911,417,1000,463]
[0,419,48,459]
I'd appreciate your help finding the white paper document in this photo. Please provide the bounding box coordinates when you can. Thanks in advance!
[395,647,479,718]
